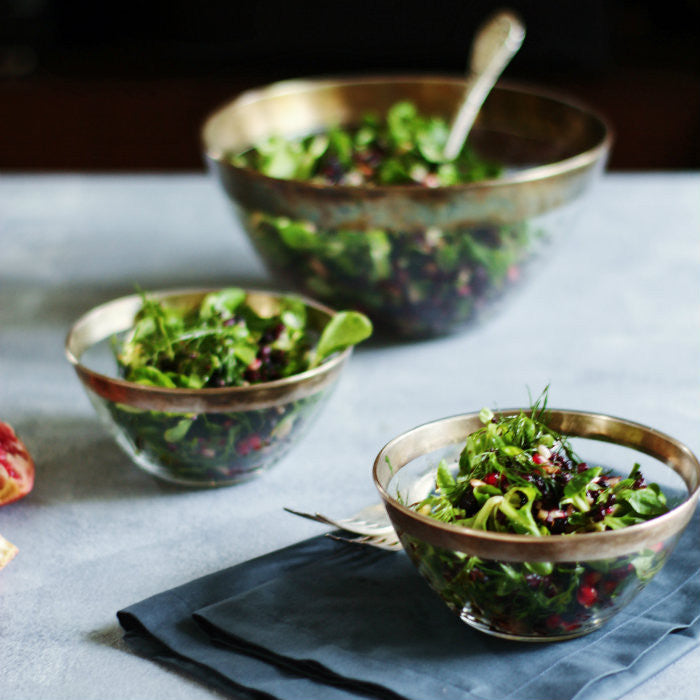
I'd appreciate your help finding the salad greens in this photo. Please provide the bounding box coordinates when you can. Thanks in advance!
[232,100,534,337]
[405,391,674,638]
[248,212,533,337]
[98,390,325,486]
[416,399,668,535]
[232,101,502,187]
[117,288,372,388]
[104,289,371,485]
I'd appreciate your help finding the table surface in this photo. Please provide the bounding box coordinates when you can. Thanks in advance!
[1,173,699,699]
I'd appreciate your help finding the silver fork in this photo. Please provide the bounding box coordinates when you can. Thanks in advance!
[326,532,403,552]
[284,503,403,551]
[284,503,394,536]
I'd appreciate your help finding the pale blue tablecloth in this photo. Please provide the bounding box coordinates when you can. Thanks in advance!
[1,173,699,699]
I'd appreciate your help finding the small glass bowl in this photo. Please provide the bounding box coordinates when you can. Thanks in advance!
[202,76,611,338]
[373,409,700,641]
[66,288,352,487]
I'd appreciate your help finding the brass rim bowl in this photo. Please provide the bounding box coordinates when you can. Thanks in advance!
[373,409,700,640]
[65,288,351,487]
[201,76,612,337]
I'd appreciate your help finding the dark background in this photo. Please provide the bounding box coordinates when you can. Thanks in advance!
[2,0,699,171]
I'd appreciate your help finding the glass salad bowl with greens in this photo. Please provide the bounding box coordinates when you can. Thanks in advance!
[66,288,371,487]
[202,76,611,337]
[373,398,700,641]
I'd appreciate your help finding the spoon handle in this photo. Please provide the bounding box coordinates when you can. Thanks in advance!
[444,10,526,161]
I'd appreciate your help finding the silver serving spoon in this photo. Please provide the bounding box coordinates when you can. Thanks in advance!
[443,10,526,161]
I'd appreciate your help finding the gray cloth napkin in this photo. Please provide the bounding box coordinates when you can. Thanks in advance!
[118,509,700,700]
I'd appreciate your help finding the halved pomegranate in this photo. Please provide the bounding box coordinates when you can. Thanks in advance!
[0,421,35,505]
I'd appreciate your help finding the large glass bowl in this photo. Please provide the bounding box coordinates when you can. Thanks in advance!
[202,76,611,338]
[373,409,700,641]
[66,288,352,487]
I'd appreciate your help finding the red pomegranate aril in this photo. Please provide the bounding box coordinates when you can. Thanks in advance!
[577,585,598,608]
[248,434,263,451]
[561,620,582,632]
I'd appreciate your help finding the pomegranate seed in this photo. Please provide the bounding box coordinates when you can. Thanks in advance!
[248,435,263,451]
[577,585,598,608]
[532,453,547,465]
[483,473,500,486]
[561,620,582,632]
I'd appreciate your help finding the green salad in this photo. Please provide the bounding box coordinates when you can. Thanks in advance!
[117,288,371,388]
[404,392,673,638]
[232,101,501,187]
[230,101,535,337]
[104,289,371,485]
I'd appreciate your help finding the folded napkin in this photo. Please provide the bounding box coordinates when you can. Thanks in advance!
[118,509,700,700]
